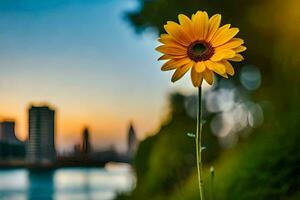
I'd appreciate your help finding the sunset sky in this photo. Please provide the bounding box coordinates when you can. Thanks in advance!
[0,0,200,152]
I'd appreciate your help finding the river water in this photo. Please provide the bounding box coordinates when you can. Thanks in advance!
[0,164,135,200]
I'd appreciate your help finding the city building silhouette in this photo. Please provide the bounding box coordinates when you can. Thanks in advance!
[82,127,91,154]
[0,120,25,159]
[26,105,56,165]
[127,122,138,158]
[0,121,18,143]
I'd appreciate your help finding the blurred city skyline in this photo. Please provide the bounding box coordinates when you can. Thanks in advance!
[0,0,209,152]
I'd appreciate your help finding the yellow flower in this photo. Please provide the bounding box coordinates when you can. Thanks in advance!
[156,11,246,86]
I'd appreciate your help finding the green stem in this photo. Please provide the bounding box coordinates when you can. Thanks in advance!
[210,166,215,200]
[196,86,205,200]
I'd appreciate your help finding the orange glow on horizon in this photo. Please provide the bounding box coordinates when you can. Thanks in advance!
[0,101,161,152]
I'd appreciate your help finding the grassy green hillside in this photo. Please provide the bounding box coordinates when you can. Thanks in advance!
[116,85,299,200]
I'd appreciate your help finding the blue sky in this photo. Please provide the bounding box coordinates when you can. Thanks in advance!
[0,0,195,152]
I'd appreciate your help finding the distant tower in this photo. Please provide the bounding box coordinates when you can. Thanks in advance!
[127,123,138,157]
[0,121,18,143]
[81,127,91,154]
[27,105,56,165]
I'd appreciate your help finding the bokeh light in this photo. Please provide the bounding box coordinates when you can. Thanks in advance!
[240,65,262,91]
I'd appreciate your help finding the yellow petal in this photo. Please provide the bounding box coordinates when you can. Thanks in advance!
[161,59,177,71]
[174,55,189,59]
[195,61,206,73]
[158,55,172,60]
[191,67,203,87]
[234,45,247,53]
[192,11,209,40]
[159,34,187,49]
[158,34,178,45]
[220,73,229,78]
[203,69,214,85]
[161,54,188,60]
[161,58,191,71]
[205,60,226,75]
[228,54,244,62]
[171,61,194,82]
[201,12,209,39]
[211,27,239,47]
[210,49,236,61]
[156,45,187,56]
[210,24,230,45]
[157,43,186,51]
[221,60,235,76]
[214,38,244,50]
[164,21,192,46]
[206,14,221,41]
[158,34,170,43]
[178,14,196,41]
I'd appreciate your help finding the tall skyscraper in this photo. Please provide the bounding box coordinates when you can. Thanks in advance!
[27,105,56,165]
[127,122,138,157]
[0,121,18,143]
[82,127,91,154]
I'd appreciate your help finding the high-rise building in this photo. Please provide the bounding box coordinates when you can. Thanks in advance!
[82,127,91,154]
[127,122,138,157]
[26,105,56,165]
[0,120,25,159]
[0,121,18,143]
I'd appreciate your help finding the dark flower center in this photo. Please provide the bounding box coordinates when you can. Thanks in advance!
[192,43,206,56]
[187,41,214,62]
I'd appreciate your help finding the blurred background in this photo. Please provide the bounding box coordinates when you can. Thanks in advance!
[0,0,299,200]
